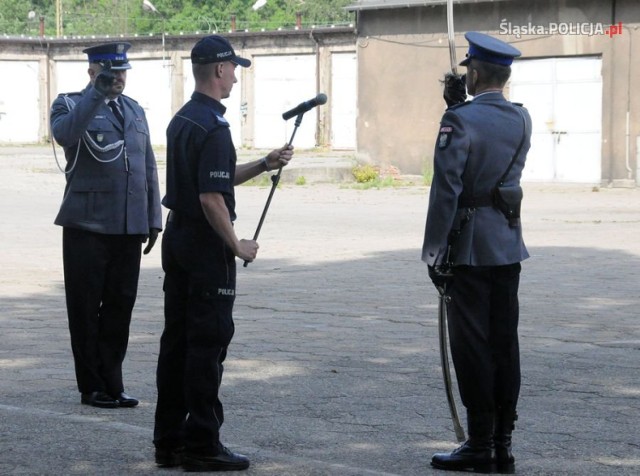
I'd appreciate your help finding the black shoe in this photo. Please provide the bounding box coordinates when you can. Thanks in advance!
[112,392,139,407]
[155,446,184,468]
[182,445,250,472]
[431,440,496,473]
[81,391,119,408]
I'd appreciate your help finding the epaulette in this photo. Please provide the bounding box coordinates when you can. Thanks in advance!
[511,102,524,107]
[212,111,230,127]
[59,91,82,97]
[447,101,472,111]
[121,94,138,105]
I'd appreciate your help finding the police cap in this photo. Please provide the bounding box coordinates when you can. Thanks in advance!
[191,35,251,67]
[459,32,521,67]
[83,42,132,70]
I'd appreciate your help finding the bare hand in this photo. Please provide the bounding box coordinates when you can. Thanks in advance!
[235,239,259,262]
[265,144,294,170]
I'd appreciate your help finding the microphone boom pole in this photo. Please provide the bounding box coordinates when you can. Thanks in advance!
[242,112,304,267]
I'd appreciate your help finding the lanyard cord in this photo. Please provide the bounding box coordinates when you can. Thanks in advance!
[53,94,125,174]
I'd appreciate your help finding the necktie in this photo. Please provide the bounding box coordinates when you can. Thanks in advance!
[108,100,124,127]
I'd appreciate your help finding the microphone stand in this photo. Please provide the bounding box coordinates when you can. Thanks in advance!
[243,112,303,267]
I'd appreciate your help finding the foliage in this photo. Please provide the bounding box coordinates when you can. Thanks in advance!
[295,175,306,185]
[0,0,354,37]
[351,163,379,183]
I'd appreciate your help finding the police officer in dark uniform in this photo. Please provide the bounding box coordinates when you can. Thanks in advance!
[153,35,293,471]
[422,32,532,473]
[51,42,162,408]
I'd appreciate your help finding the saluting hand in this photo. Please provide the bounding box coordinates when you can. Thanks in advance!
[94,70,117,96]
[443,73,467,108]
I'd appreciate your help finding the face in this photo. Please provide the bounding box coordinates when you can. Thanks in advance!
[465,63,478,96]
[88,64,127,98]
[217,61,238,99]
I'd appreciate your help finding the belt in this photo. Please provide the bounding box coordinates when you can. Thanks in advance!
[166,210,207,226]
[457,195,493,208]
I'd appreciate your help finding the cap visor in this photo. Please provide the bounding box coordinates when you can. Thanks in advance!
[459,57,471,67]
[232,56,251,68]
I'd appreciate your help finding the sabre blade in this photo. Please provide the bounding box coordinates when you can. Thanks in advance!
[446,0,458,75]
[438,288,466,442]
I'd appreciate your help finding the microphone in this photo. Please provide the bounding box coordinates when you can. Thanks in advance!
[282,93,327,120]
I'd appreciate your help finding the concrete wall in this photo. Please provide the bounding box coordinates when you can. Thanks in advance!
[353,0,640,185]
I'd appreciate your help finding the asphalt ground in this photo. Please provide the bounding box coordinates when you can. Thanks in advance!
[0,146,638,475]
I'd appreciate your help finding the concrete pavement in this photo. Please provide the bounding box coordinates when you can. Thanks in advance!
[0,146,639,475]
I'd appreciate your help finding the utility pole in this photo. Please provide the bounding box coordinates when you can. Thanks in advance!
[56,0,63,37]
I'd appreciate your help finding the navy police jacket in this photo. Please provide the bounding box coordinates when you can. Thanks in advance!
[422,91,532,267]
[50,84,162,235]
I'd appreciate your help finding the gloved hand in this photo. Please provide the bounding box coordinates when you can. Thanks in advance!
[94,69,116,95]
[443,73,467,108]
[143,228,160,255]
[428,264,453,291]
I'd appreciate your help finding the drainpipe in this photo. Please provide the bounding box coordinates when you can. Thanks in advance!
[624,25,633,179]
[309,29,322,147]
[637,136,640,186]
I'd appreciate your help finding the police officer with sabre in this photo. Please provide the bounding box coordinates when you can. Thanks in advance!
[423,31,532,473]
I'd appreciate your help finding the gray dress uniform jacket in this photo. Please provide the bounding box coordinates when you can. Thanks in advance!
[422,91,531,267]
[51,84,162,235]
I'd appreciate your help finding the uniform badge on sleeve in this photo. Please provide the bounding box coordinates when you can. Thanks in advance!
[438,126,453,149]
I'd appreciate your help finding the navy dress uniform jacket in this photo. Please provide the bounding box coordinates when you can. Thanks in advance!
[422,92,532,267]
[51,84,162,235]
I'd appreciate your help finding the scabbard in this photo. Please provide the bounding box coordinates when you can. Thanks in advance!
[438,288,466,442]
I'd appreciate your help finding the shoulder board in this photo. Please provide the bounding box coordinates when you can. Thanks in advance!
[447,101,472,111]
[121,94,139,105]
[213,113,229,127]
[58,91,82,98]
[511,102,524,107]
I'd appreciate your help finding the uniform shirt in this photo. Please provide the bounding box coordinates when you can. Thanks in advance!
[422,91,531,267]
[163,92,237,222]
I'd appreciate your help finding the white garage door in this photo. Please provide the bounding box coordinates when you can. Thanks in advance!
[331,52,357,149]
[253,55,317,149]
[510,57,602,183]
[123,59,173,146]
[0,61,40,143]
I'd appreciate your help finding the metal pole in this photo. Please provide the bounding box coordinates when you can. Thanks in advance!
[243,113,303,267]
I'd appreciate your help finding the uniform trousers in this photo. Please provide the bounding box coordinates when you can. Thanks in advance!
[62,227,142,394]
[154,214,236,455]
[447,263,521,414]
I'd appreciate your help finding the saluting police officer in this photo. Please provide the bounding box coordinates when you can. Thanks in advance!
[153,35,293,471]
[423,32,532,473]
[50,42,162,409]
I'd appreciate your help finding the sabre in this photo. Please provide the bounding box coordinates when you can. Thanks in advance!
[437,282,466,443]
[446,0,458,75]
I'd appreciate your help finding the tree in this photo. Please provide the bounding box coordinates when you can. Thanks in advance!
[0,0,353,36]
